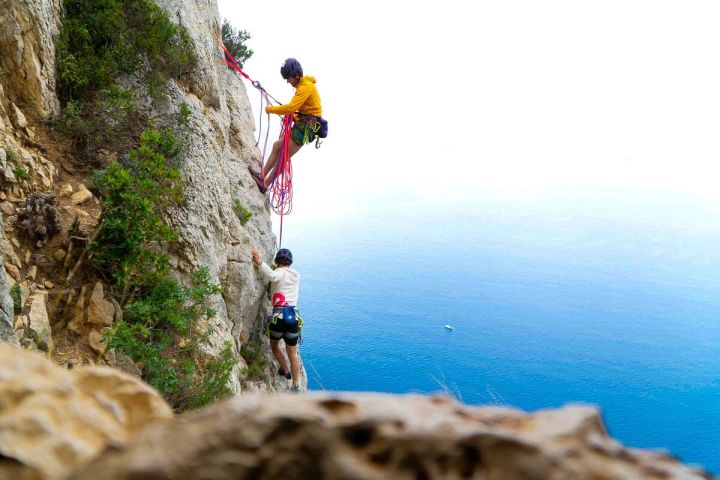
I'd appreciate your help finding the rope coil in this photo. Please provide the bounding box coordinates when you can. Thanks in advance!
[268,115,295,247]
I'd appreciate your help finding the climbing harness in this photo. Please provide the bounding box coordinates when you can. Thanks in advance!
[266,307,303,344]
[295,113,328,149]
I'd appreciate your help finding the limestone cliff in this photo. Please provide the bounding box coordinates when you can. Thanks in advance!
[0,0,304,393]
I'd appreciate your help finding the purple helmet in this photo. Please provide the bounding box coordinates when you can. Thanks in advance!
[280,58,303,79]
[275,248,293,265]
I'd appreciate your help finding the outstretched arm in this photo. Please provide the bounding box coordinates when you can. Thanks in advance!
[266,82,313,116]
[251,248,282,282]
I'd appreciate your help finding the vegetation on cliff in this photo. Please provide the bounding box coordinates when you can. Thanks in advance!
[54,0,196,157]
[56,0,196,101]
[221,19,253,68]
[49,0,252,410]
[92,129,235,410]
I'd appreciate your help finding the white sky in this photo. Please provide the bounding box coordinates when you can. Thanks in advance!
[218,0,720,223]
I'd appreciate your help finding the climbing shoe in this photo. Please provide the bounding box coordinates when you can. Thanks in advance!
[290,384,301,394]
[249,168,267,194]
[278,367,291,380]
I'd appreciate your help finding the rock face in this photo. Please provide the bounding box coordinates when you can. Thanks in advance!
[0,0,305,392]
[70,393,713,480]
[0,0,62,118]
[0,343,173,480]
[142,0,304,392]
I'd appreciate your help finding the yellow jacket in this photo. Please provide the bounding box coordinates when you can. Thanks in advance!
[266,76,322,117]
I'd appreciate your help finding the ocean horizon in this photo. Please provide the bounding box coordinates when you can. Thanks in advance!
[280,189,720,473]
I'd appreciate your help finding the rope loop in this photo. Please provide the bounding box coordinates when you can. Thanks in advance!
[214,36,295,247]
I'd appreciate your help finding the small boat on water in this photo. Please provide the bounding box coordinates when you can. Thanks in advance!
[444,324,454,331]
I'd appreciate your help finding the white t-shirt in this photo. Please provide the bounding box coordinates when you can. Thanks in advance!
[259,263,300,307]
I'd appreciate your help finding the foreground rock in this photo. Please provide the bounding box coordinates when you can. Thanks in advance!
[0,344,173,480]
[72,393,713,480]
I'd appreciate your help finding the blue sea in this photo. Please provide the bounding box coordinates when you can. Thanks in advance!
[280,190,720,472]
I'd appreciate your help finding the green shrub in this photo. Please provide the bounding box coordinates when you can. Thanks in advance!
[13,168,30,180]
[240,340,268,379]
[178,102,192,126]
[105,267,229,409]
[95,129,236,411]
[186,342,237,409]
[10,284,21,314]
[233,199,252,225]
[91,128,184,288]
[56,0,197,102]
[107,322,177,393]
[53,87,141,155]
[54,0,196,157]
[221,19,253,68]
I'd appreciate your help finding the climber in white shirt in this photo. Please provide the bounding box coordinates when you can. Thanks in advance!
[251,247,302,393]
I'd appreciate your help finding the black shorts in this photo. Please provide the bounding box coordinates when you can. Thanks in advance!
[268,316,300,346]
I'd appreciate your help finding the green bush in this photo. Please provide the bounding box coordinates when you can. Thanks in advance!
[91,128,183,288]
[10,284,21,314]
[178,102,192,126]
[233,199,252,226]
[52,87,141,155]
[54,0,196,157]
[56,0,197,102]
[95,129,236,411]
[221,19,253,68]
[107,321,177,393]
[13,168,30,180]
[240,341,268,379]
[187,342,237,409]
[105,267,228,408]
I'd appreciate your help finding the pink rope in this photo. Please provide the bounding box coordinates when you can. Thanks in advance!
[215,38,295,247]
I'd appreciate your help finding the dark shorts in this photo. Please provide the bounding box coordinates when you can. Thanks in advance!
[290,116,319,147]
[268,311,301,346]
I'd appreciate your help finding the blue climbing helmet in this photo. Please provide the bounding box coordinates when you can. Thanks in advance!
[280,58,303,80]
[275,248,293,265]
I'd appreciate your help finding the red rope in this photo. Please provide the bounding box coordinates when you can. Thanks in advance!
[268,115,295,246]
[215,37,280,165]
[215,37,295,247]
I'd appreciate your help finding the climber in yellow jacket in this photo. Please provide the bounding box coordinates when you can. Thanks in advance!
[250,58,324,193]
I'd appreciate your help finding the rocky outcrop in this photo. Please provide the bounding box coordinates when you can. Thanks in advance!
[71,393,713,480]
[67,282,115,346]
[27,292,52,352]
[0,0,62,119]
[0,343,173,480]
[0,335,712,480]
